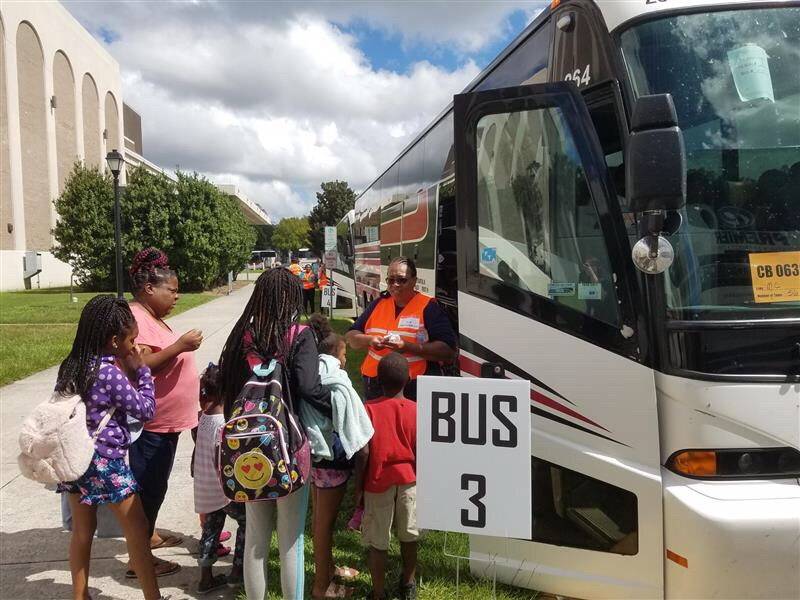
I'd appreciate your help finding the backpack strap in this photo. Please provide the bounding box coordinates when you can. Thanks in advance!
[91,406,117,442]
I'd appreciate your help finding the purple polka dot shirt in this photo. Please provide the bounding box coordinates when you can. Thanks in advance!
[83,356,156,459]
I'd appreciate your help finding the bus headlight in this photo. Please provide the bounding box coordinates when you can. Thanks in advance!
[667,448,800,479]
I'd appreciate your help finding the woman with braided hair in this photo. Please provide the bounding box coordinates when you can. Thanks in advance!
[218,267,332,599]
[127,247,203,577]
[55,295,166,600]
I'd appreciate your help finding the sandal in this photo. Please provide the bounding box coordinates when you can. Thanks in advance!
[125,559,181,579]
[334,565,360,580]
[216,544,231,558]
[219,530,232,543]
[313,582,354,598]
[151,534,183,549]
[198,574,228,595]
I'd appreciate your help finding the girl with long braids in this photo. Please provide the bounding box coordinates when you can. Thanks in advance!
[127,248,203,577]
[218,267,332,599]
[55,295,165,600]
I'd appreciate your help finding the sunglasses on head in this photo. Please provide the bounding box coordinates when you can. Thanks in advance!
[386,277,409,286]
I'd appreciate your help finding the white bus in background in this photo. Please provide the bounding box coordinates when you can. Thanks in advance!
[337,1,800,598]
[250,249,277,269]
[294,247,318,269]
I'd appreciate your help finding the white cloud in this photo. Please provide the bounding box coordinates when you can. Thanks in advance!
[63,1,544,218]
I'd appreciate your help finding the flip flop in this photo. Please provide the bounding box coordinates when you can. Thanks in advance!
[125,560,181,579]
[198,574,228,595]
[151,534,183,549]
[216,544,231,558]
[313,582,354,598]
[334,566,360,580]
[219,531,232,543]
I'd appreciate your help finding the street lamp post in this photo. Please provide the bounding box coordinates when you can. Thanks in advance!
[105,149,125,298]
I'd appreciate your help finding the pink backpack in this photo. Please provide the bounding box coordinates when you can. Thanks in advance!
[18,393,115,484]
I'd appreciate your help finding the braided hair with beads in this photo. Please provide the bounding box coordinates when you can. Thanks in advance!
[129,247,175,293]
[218,267,304,416]
[55,295,136,398]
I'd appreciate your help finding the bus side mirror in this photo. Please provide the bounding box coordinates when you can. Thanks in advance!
[626,94,686,274]
[626,93,686,213]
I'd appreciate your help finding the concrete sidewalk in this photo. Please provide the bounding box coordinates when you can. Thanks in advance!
[0,284,254,600]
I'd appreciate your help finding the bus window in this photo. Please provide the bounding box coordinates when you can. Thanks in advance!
[477,19,552,91]
[475,105,622,326]
[530,457,638,555]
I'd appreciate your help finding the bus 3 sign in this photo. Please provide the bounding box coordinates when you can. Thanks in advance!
[417,376,531,538]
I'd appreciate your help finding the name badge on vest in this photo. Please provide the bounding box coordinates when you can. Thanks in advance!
[398,316,420,330]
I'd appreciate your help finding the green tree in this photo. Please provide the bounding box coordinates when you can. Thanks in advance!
[252,224,275,250]
[121,165,177,261]
[271,217,310,252]
[170,171,255,290]
[307,180,355,255]
[52,163,115,289]
[53,164,255,291]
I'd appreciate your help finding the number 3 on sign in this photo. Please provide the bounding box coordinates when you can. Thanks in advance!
[565,64,591,87]
[461,474,486,528]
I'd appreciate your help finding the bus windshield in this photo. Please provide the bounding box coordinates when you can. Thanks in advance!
[620,6,800,319]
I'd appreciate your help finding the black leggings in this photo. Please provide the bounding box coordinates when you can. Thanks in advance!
[303,288,315,314]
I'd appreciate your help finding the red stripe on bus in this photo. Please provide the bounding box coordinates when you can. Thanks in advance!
[402,190,429,240]
[382,219,402,245]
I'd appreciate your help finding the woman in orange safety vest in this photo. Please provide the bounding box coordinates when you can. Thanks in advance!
[301,263,316,314]
[344,256,456,400]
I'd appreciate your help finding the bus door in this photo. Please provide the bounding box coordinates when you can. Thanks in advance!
[453,82,664,599]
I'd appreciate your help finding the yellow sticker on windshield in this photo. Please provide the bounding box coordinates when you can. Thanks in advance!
[748,251,800,304]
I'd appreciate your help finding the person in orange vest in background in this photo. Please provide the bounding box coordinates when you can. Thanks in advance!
[317,267,329,290]
[288,257,302,278]
[345,256,456,400]
[302,263,317,314]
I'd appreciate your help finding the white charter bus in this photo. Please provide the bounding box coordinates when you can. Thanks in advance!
[337,1,799,598]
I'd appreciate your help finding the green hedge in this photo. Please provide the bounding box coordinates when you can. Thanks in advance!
[53,163,256,291]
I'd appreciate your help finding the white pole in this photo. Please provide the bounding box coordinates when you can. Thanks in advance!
[328,267,334,320]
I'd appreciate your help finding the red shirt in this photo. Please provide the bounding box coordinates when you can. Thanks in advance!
[364,396,417,493]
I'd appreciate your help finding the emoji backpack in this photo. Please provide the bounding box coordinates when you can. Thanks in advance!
[218,330,311,502]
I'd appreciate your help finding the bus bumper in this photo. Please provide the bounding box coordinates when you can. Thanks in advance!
[663,469,800,599]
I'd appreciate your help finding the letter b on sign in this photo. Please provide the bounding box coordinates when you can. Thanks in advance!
[431,391,456,442]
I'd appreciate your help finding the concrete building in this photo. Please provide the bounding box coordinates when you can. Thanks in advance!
[0,2,269,292]
[1,1,125,291]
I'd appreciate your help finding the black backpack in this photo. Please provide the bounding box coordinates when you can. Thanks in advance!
[218,327,311,502]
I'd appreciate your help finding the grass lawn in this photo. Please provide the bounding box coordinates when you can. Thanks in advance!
[239,312,537,599]
[0,287,216,386]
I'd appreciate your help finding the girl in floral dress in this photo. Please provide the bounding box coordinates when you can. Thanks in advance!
[55,295,165,600]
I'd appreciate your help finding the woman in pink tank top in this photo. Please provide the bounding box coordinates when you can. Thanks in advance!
[127,247,203,577]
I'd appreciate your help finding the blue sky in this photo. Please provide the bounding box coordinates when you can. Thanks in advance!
[64,1,544,219]
[344,9,533,73]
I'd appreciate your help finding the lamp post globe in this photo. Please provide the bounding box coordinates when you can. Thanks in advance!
[105,149,125,298]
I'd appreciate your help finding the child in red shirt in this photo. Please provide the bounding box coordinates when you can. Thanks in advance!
[355,352,418,600]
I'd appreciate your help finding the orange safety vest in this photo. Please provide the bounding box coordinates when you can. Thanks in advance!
[302,271,315,290]
[361,293,430,379]
[318,272,329,289]
[289,263,301,277]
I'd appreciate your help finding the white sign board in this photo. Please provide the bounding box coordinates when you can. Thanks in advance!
[324,250,337,269]
[324,226,337,251]
[321,285,338,308]
[417,376,531,538]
